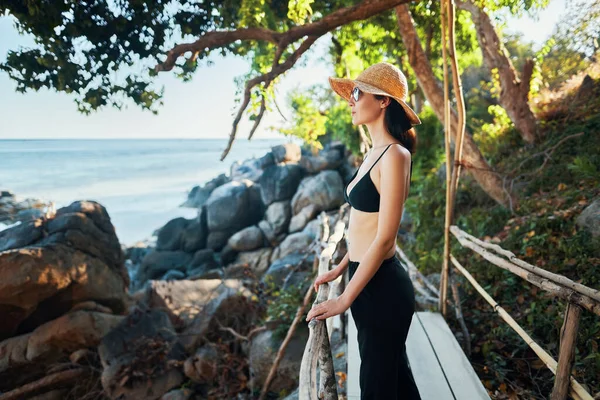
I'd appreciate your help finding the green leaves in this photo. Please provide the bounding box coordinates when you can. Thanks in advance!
[287,0,314,25]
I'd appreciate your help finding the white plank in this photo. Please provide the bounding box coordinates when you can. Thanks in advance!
[416,312,490,400]
[406,313,455,400]
[347,307,361,400]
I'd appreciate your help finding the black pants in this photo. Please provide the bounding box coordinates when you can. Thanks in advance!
[349,255,422,400]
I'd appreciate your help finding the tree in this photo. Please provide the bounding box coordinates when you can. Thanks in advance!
[395,4,514,207]
[456,0,542,144]
[0,0,412,160]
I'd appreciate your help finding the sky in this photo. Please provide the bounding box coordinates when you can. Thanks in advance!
[0,0,568,140]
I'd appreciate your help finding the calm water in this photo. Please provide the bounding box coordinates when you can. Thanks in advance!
[0,138,292,246]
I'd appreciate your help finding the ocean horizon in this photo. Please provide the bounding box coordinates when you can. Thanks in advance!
[0,137,295,246]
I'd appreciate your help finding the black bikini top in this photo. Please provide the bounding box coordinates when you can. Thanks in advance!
[343,143,413,213]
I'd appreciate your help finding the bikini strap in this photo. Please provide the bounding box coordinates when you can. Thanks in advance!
[366,143,393,173]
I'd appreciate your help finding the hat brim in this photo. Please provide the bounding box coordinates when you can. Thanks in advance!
[328,76,422,125]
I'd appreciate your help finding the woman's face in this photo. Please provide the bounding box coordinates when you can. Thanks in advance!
[348,87,386,125]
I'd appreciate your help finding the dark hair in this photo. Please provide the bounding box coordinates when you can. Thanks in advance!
[373,95,417,154]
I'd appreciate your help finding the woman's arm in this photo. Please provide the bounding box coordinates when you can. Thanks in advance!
[333,251,350,275]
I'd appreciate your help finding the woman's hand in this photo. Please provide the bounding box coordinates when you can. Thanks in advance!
[306,295,350,322]
[312,266,342,293]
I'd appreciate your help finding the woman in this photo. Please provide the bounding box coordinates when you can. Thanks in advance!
[305,62,422,400]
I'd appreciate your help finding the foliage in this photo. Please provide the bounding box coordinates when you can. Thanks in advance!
[279,85,329,151]
[0,0,351,114]
[262,273,310,341]
[413,75,600,397]
[538,0,600,90]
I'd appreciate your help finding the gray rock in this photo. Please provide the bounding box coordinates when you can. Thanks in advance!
[249,325,308,394]
[576,199,600,237]
[272,143,301,163]
[156,212,207,253]
[181,280,255,350]
[259,164,305,206]
[180,210,208,253]
[0,311,123,376]
[262,253,314,288]
[187,266,223,280]
[227,247,273,279]
[219,243,239,265]
[298,148,344,173]
[186,248,218,272]
[230,157,266,182]
[99,309,186,400]
[205,229,235,251]
[161,389,193,400]
[227,225,265,251]
[181,173,230,208]
[183,344,220,384]
[288,204,318,233]
[291,170,344,215]
[258,220,279,246]
[301,218,322,240]
[145,279,247,328]
[137,250,193,286]
[205,180,264,232]
[161,270,186,281]
[282,270,312,294]
[156,217,190,251]
[271,232,314,263]
[265,200,292,235]
[0,218,45,252]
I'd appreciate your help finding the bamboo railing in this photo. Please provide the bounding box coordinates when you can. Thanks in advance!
[442,225,597,400]
[297,207,349,400]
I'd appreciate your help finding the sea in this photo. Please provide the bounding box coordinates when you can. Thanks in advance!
[0,138,295,247]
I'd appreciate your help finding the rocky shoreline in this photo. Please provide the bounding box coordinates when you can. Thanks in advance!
[0,141,361,400]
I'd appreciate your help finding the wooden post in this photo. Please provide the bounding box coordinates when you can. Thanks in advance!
[551,302,582,400]
[439,0,452,318]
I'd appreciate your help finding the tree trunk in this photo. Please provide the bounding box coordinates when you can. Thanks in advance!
[395,4,513,208]
[457,0,538,144]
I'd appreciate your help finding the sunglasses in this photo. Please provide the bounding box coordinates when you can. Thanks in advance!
[351,86,362,102]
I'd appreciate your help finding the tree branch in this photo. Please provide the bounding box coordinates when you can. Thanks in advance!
[153,0,413,160]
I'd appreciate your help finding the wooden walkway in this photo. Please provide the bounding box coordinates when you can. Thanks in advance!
[347,310,490,400]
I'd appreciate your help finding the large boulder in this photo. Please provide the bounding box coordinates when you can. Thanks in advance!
[272,143,301,163]
[181,173,230,208]
[136,250,193,288]
[288,204,318,233]
[270,231,314,263]
[156,211,207,253]
[0,190,51,227]
[298,148,344,174]
[265,200,292,235]
[186,248,218,274]
[249,325,309,394]
[144,279,249,329]
[576,199,600,237]
[262,253,314,288]
[259,164,305,206]
[98,309,186,400]
[181,280,256,351]
[230,153,275,182]
[183,344,220,384]
[205,180,264,233]
[290,170,344,215]
[225,247,273,279]
[0,311,123,379]
[0,200,129,341]
[156,217,189,251]
[227,225,265,252]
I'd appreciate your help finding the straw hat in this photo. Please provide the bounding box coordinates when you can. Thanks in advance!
[328,62,421,125]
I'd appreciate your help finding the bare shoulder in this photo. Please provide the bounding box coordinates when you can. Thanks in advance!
[381,143,411,173]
